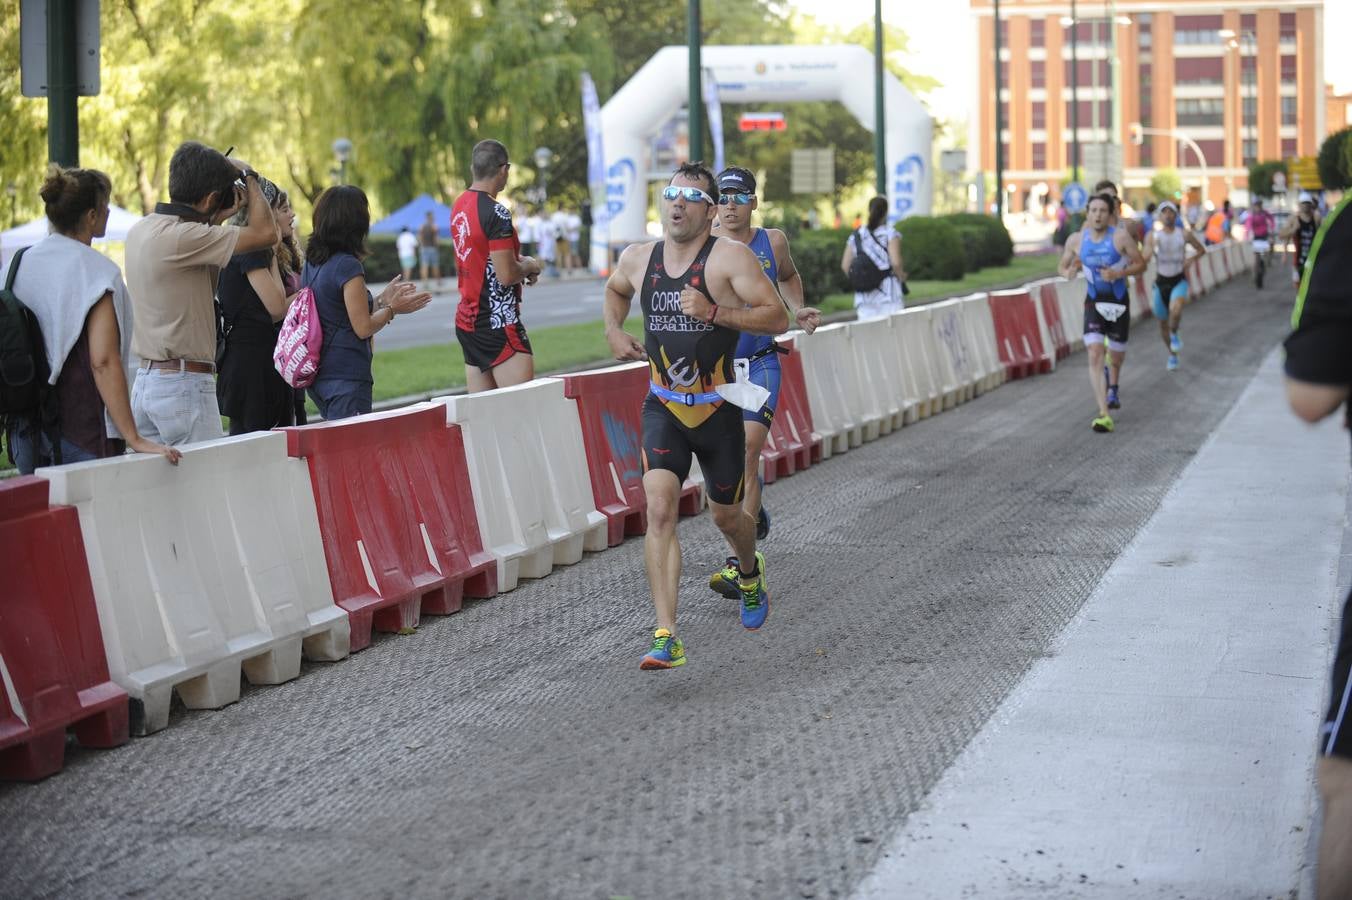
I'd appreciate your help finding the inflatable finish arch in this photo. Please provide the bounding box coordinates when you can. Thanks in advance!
[593,44,933,267]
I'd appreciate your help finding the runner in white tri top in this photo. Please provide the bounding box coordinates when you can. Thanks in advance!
[1142,201,1205,371]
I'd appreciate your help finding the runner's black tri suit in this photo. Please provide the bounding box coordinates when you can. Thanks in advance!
[640,236,745,505]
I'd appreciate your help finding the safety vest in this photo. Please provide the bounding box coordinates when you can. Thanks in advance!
[1204,212,1227,244]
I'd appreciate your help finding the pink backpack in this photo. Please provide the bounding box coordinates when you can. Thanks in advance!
[273,282,323,388]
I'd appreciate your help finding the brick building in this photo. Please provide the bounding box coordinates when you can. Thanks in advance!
[970,0,1326,209]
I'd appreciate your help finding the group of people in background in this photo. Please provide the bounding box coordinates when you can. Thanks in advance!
[516,203,591,276]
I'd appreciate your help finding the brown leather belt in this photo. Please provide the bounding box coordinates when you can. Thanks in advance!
[142,359,217,374]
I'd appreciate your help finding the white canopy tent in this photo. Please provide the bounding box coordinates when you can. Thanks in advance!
[0,205,142,267]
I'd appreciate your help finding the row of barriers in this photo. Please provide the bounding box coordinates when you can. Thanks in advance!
[0,242,1251,778]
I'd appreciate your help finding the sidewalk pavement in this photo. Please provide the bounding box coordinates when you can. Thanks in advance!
[855,349,1350,898]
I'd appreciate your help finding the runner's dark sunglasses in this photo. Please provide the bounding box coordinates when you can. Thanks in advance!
[718,192,754,206]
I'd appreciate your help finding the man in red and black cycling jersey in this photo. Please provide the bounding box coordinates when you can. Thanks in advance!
[450,140,542,392]
[604,161,788,670]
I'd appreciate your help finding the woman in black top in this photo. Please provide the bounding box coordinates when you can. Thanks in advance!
[217,177,298,434]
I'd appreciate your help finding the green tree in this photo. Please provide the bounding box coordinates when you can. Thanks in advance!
[1317,127,1352,191]
[1246,160,1288,198]
[1149,168,1181,200]
[0,0,49,226]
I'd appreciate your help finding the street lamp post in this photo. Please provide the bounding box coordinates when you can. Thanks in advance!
[688,0,704,164]
[332,138,353,185]
[1220,29,1257,171]
[994,0,1003,216]
[874,0,886,196]
[1061,8,1080,184]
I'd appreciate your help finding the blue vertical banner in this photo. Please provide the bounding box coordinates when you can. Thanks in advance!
[702,68,725,174]
[580,72,606,192]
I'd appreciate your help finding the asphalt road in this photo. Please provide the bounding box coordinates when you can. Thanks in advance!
[374,272,607,350]
[0,276,1301,900]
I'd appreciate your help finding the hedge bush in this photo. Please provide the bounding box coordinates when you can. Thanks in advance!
[896,217,965,281]
[949,223,988,272]
[938,213,1013,269]
[792,227,853,303]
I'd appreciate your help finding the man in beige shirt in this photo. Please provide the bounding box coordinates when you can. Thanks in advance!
[125,141,278,446]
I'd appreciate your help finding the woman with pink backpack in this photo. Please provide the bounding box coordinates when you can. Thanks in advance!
[295,186,430,420]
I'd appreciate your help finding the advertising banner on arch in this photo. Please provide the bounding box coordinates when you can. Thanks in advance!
[581,72,606,190]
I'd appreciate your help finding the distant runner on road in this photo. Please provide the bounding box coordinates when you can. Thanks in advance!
[1142,201,1205,371]
[709,164,820,569]
[603,161,788,670]
[1058,193,1147,433]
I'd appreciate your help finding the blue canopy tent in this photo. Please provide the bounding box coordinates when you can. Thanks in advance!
[371,194,453,238]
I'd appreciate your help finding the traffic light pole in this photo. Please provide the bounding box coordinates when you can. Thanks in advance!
[1070,0,1080,183]
[47,0,79,166]
[874,0,887,195]
[688,0,704,165]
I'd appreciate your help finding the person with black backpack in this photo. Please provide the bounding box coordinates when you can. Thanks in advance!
[0,165,179,472]
[840,196,907,320]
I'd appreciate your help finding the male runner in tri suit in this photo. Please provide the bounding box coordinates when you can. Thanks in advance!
[451,139,542,393]
[1280,192,1322,291]
[706,166,820,591]
[1142,201,1204,371]
[1058,193,1147,433]
[603,162,788,669]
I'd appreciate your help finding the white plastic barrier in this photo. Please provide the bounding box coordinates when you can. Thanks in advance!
[1023,281,1062,371]
[893,307,943,419]
[1234,240,1253,272]
[798,322,882,456]
[1127,274,1151,323]
[1198,250,1217,292]
[846,316,907,434]
[959,292,1005,391]
[1054,278,1087,355]
[436,378,607,592]
[928,298,980,402]
[39,433,350,734]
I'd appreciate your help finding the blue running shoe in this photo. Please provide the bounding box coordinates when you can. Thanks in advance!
[640,628,686,670]
[1106,385,1121,409]
[1169,332,1182,353]
[1167,354,1179,371]
[738,552,770,630]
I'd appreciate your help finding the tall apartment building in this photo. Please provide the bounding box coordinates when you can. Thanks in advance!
[970,0,1325,209]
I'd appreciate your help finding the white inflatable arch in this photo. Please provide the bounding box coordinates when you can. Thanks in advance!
[593,43,933,267]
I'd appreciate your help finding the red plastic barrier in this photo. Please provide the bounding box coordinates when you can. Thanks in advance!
[0,476,128,780]
[562,363,650,545]
[988,290,1048,379]
[558,364,705,530]
[767,336,823,479]
[1037,283,1071,360]
[284,404,496,652]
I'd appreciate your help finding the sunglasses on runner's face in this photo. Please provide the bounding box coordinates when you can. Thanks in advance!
[718,193,754,206]
[662,186,715,204]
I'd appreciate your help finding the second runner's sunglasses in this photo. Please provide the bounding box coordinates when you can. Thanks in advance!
[718,193,754,206]
[661,185,715,205]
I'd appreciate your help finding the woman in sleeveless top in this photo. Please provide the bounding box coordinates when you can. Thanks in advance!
[840,196,906,320]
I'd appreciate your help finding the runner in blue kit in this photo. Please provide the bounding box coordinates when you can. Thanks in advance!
[1058,193,1147,433]
[603,162,788,670]
[706,166,821,599]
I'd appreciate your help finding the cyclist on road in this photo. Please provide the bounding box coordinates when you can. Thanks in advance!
[1143,201,1205,370]
[1244,199,1276,288]
[603,162,788,670]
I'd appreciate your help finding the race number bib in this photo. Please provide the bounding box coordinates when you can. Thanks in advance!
[1095,302,1128,323]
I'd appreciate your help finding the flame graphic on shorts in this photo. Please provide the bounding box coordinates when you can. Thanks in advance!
[651,348,730,428]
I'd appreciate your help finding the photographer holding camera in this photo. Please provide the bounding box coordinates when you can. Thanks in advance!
[125,141,279,447]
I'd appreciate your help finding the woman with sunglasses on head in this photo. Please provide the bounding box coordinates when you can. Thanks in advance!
[450,139,543,393]
[1,165,180,471]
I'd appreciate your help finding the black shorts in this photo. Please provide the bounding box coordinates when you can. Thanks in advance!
[641,397,745,506]
[1322,587,1352,759]
[1083,297,1130,348]
[456,323,532,373]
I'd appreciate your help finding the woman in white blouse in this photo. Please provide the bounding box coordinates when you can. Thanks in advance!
[841,196,907,320]
[1,166,179,472]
